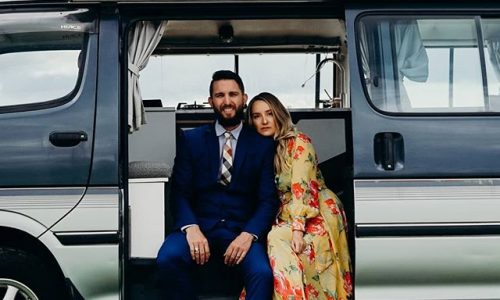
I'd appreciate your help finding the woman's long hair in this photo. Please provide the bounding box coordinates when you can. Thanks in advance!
[247,92,295,173]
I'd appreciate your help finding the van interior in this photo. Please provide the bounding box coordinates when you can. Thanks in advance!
[126,16,353,299]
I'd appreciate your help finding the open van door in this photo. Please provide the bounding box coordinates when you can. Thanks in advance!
[347,4,500,299]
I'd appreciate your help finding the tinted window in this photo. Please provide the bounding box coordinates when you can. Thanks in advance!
[0,10,94,109]
[358,16,500,113]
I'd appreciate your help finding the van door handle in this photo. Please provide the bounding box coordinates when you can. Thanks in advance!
[383,133,395,170]
[374,132,404,171]
[49,131,88,147]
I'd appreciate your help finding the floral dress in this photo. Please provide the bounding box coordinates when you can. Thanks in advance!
[268,130,352,300]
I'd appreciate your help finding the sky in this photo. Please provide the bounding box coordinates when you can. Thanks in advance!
[1,28,499,113]
[140,53,333,109]
[0,50,79,106]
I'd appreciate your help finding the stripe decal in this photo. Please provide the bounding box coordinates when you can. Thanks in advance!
[354,178,500,224]
[0,187,85,210]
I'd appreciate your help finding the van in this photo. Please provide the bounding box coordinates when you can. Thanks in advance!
[1,0,500,299]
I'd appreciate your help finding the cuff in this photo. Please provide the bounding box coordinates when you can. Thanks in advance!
[181,224,196,233]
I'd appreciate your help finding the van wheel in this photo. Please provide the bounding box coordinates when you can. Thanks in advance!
[0,247,67,300]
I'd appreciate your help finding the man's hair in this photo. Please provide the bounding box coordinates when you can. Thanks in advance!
[209,70,245,96]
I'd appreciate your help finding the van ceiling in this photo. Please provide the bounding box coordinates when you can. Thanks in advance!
[154,19,345,54]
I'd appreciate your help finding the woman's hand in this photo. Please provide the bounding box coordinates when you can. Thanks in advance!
[291,230,306,254]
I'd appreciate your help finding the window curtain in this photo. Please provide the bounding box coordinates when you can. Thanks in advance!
[359,22,371,84]
[394,20,429,83]
[487,40,500,81]
[128,21,167,133]
[393,20,429,110]
[359,20,428,111]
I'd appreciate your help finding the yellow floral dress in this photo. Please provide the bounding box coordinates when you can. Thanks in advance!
[268,130,352,300]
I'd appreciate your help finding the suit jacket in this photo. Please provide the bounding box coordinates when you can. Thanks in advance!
[171,123,279,239]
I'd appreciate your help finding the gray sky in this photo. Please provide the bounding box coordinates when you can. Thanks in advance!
[140,53,332,109]
[1,40,499,112]
[0,50,79,106]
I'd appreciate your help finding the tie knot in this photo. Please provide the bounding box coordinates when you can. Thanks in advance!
[224,131,232,139]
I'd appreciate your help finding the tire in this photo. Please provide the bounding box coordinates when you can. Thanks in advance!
[0,247,68,300]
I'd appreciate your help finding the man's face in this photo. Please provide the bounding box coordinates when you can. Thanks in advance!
[208,79,248,128]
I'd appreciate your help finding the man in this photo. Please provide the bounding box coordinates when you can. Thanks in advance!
[157,70,278,300]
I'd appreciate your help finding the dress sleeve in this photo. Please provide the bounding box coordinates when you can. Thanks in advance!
[289,133,320,232]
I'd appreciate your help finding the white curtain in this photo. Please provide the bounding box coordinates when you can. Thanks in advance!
[128,21,167,133]
[487,40,500,81]
[394,20,429,83]
[359,22,371,83]
[358,20,428,110]
[393,20,429,110]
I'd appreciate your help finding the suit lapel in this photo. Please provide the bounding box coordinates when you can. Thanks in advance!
[205,124,220,182]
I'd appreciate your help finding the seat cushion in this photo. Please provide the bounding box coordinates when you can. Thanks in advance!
[129,161,171,179]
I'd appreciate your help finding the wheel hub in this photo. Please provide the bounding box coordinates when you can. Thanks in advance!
[0,278,38,300]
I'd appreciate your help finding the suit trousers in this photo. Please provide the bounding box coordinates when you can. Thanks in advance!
[156,226,273,300]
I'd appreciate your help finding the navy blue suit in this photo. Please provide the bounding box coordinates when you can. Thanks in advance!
[157,123,278,300]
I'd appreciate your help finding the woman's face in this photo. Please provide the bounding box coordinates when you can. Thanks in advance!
[250,100,277,137]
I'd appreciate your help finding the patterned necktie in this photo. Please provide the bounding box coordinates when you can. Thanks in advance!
[220,131,233,186]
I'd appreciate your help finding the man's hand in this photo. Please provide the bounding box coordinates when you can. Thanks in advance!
[224,232,254,266]
[291,230,306,254]
[185,225,210,265]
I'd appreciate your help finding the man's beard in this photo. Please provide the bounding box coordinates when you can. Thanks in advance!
[214,105,245,128]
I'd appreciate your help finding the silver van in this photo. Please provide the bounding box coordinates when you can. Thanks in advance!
[1,0,499,299]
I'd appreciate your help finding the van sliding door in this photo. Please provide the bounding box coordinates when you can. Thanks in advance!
[348,7,500,299]
[0,9,97,225]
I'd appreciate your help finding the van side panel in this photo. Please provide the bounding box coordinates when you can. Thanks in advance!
[38,229,119,300]
[347,5,500,299]
[355,237,500,299]
[0,33,98,187]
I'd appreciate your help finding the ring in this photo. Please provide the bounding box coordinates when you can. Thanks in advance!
[194,248,199,253]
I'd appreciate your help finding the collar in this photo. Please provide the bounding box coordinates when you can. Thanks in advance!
[215,120,243,140]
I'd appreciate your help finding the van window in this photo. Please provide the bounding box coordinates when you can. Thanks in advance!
[0,10,94,109]
[238,53,316,108]
[358,16,500,113]
[139,18,343,110]
[140,53,323,108]
[140,54,234,108]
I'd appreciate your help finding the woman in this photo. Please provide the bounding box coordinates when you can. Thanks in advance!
[247,92,352,300]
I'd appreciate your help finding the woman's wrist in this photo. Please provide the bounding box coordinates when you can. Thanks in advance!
[291,218,306,232]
